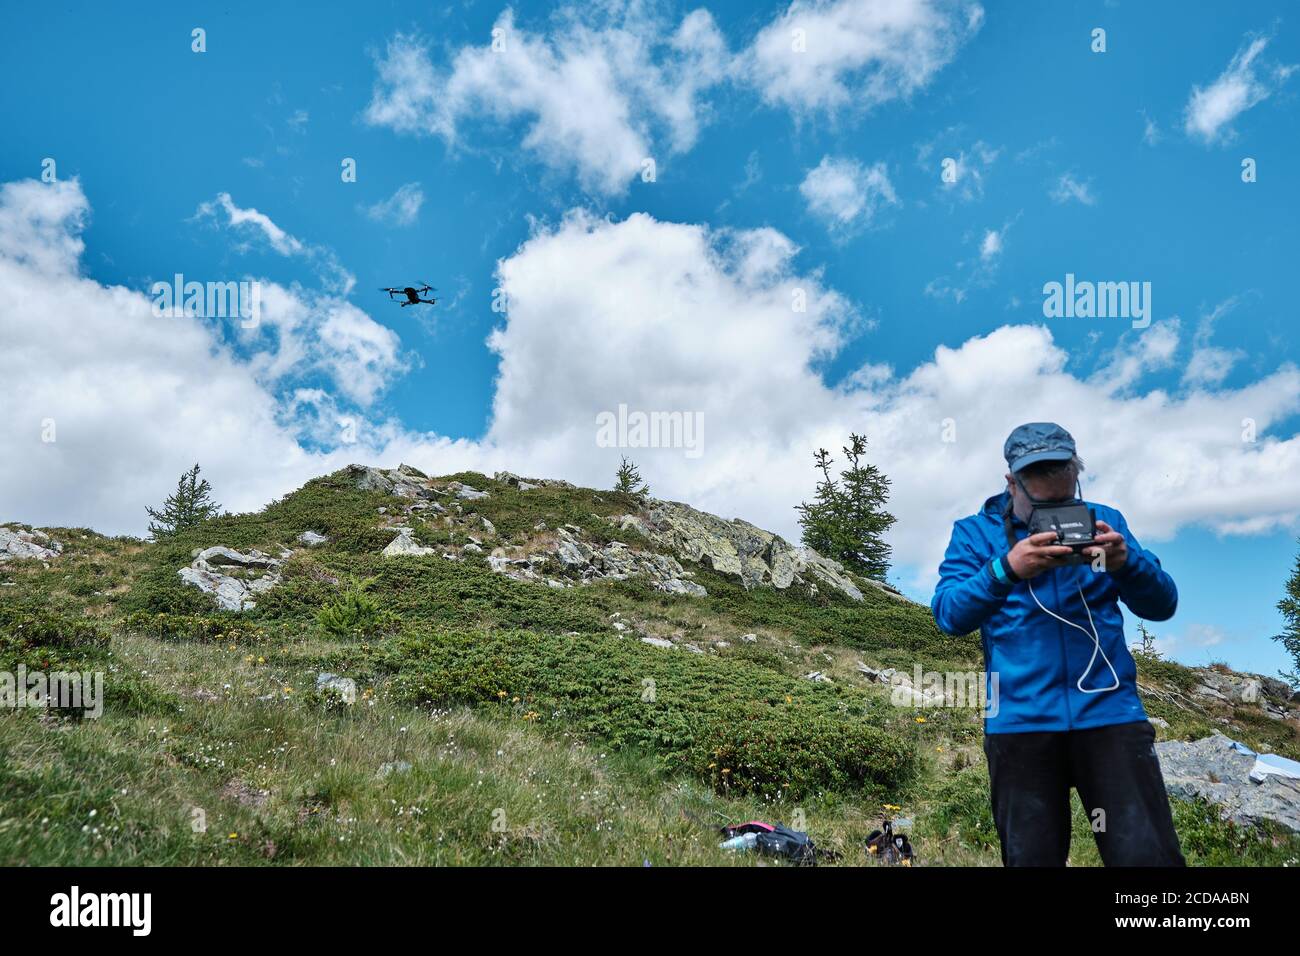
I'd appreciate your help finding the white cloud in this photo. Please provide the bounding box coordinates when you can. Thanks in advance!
[926,220,1011,302]
[799,156,899,234]
[479,212,1300,591]
[1184,35,1297,145]
[1050,171,1096,206]
[917,132,998,202]
[194,192,355,295]
[1183,297,1246,389]
[744,0,984,114]
[364,7,729,196]
[1091,321,1181,393]
[364,1,984,193]
[362,183,425,227]
[5,179,1300,603]
[0,179,430,535]
[1140,110,1161,146]
[978,227,1002,261]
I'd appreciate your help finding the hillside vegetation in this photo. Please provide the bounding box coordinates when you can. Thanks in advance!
[1,467,1297,866]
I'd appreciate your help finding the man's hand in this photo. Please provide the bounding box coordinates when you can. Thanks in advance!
[1082,519,1128,572]
[1006,531,1076,580]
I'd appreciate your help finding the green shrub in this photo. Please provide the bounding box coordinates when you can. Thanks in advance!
[317,578,396,639]
[121,610,265,644]
[369,627,916,801]
[0,603,108,652]
[926,764,999,851]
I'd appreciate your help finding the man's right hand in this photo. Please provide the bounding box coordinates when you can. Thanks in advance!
[1005,531,1075,580]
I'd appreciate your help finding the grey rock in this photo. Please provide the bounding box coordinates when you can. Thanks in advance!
[348,464,394,494]
[382,528,437,558]
[0,527,62,563]
[315,673,357,705]
[658,577,708,598]
[196,546,280,570]
[1156,732,1300,833]
[297,530,329,547]
[448,482,489,501]
[178,546,283,611]
[641,637,675,650]
[740,633,757,644]
[620,500,882,603]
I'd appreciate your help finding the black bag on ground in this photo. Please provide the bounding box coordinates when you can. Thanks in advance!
[753,824,817,866]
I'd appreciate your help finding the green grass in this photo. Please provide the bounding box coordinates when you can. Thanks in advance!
[2,464,1297,866]
[347,626,917,801]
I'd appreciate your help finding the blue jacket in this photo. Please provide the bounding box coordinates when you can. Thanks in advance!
[931,491,1177,734]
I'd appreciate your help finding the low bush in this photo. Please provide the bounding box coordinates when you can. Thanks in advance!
[316,578,397,639]
[369,627,916,801]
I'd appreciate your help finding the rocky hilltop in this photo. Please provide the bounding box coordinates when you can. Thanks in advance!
[1,464,1297,866]
[175,463,905,616]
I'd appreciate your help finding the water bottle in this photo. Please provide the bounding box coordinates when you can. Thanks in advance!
[720,832,758,852]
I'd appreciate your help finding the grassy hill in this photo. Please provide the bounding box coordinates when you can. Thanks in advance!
[1,466,1297,866]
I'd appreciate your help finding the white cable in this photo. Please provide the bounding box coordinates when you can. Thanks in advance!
[1026,579,1121,694]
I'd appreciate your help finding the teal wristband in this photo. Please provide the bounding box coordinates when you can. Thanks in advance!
[989,555,1020,585]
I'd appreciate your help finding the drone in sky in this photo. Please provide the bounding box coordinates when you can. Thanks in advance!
[380,282,437,307]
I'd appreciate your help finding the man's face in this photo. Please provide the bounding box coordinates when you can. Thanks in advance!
[1006,468,1077,522]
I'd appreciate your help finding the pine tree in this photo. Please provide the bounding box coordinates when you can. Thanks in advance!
[796,434,895,581]
[1275,542,1300,687]
[1132,621,1163,661]
[146,464,222,539]
[614,456,650,500]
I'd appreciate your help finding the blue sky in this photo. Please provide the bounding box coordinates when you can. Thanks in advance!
[3,0,1299,678]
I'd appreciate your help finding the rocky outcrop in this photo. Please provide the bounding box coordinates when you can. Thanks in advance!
[494,472,573,490]
[347,463,439,500]
[1156,732,1300,833]
[178,546,282,612]
[618,500,905,604]
[0,527,62,563]
[341,465,905,605]
[1187,667,1300,720]
[489,526,707,596]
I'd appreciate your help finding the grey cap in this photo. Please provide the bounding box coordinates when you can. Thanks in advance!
[1004,422,1077,473]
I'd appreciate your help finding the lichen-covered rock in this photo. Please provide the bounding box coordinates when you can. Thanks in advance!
[619,500,880,603]
[0,527,62,563]
[178,546,282,611]
[382,528,437,558]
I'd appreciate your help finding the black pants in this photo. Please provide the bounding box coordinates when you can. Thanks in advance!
[983,719,1185,866]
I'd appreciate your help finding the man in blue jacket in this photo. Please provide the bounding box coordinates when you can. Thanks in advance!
[932,422,1184,866]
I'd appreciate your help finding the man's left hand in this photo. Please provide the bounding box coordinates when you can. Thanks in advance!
[1085,520,1128,572]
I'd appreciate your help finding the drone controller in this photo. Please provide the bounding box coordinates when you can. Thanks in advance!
[1027,503,1097,566]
